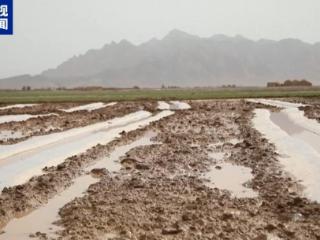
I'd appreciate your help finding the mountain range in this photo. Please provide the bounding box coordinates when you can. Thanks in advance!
[1,29,320,89]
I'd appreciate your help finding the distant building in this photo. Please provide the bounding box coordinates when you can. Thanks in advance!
[267,82,281,87]
[267,79,312,87]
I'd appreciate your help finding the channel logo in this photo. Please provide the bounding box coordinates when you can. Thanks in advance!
[0,0,13,35]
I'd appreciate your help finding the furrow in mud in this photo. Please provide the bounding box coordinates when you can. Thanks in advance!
[0,109,173,231]
[0,101,157,144]
[0,100,319,240]
[47,101,320,239]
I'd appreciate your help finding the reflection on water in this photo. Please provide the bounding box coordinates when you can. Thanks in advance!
[0,113,56,124]
[254,108,320,202]
[169,101,191,110]
[0,130,25,141]
[87,131,157,173]
[0,175,98,240]
[270,111,320,153]
[157,101,170,110]
[205,162,257,198]
[61,102,116,112]
[0,111,153,189]
[246,99,305,108]
[270,112,304,135]
[0,104,38,110]
[0,130,163,238]
[157,101,191,110]
[0,111,173,190]
[205,145,257,198]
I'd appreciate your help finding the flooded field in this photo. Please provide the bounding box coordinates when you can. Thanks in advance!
[61,102,117,112]
[0,99,319,239]
[252,99,320,202]
[0,113,56,124]
[0,104,38,110]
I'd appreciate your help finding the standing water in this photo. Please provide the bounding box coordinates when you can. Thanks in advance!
[0,104,38,110]
[252,99,320,202]
[205,140,257,198]
[0,113,57,124]
[0,132,159,239]
[0,175,98,240]
[205,162,257,198]
[61,102,116,112]
[0,110,173,190]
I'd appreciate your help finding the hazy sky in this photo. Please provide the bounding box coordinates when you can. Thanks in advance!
[1,0,320,79]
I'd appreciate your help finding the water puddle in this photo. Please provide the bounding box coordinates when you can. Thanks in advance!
[62,102,116,112]
[0,132,159,239]
[0,113,56,124]
[246,99,305,108]
[205,162,257,198]
[253,108,320,202]
[270,111,304,135]
[0,174,98,240]
[0,104,38,110]
[0,110,173,190]
[282,108,320,136]
[169,101,191,110]
[157,101,191,110]
[270,111,320,152]
[206,140,257,198]
[157,101,170,110]
[87,131,157,173]
[0,130,25,141]
[0,111,151,160]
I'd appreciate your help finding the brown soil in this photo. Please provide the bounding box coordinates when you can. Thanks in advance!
[299,104,320,123]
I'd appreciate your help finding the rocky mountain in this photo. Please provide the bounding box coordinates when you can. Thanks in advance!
[1,29,320,89]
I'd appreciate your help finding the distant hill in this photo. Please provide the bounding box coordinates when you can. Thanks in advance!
[1,29,320,89]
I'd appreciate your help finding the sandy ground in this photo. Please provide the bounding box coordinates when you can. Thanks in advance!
[0,100,320,239]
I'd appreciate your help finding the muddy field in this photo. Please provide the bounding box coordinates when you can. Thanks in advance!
[0,102,157,144]
[0,99,320,240]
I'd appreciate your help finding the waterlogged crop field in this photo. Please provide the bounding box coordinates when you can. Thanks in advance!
[0,99,320,239]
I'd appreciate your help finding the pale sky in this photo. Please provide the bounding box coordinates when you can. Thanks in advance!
[0,0,320,79]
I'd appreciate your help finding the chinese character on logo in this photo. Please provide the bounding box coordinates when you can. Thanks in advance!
[0,18,7,30]
[0,5,8,17]
[0,0,12,35]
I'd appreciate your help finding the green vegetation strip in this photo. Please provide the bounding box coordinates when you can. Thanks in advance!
[0,88,320,103]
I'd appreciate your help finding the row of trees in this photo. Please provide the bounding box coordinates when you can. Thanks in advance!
[21,86,31,91]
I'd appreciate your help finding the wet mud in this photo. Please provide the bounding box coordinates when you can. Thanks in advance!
[0,100,319,239]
